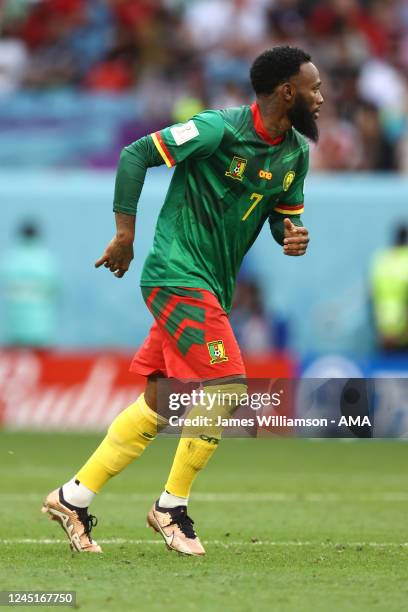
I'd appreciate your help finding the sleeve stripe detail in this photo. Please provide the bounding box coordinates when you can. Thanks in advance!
[151,131,175,168]
[274,204,304,215]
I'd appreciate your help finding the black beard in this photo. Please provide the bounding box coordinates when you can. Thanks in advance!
[287,94,319,143]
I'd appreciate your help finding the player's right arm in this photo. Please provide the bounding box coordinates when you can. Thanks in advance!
[95,135,162,277]
[96,111,224,278]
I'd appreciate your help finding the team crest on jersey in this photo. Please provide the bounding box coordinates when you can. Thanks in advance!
[207,340,229,364]
[225,156,247,181]
[283,170,296,191]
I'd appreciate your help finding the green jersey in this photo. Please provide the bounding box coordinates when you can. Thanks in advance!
[116,104,309,313]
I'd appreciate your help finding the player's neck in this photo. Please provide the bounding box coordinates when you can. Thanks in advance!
[256,98,291,140]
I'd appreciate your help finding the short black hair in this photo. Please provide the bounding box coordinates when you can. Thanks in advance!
[18,220,40,240]
[394,224,408,247]
[250,46,312,95]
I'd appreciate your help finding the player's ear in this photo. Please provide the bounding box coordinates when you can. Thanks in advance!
[281,82,295,102]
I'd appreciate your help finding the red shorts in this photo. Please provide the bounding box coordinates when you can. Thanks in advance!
[130,287,245,380]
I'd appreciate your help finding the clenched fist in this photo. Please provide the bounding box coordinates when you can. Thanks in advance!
[283,218,309,256]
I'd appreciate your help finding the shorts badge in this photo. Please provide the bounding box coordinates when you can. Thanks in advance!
[207,340,229,364]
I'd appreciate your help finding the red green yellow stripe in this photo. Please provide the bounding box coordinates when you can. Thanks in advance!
[274,203,304,215]
[151,131,175,168]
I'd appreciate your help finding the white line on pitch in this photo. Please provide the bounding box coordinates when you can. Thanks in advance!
[2,492,408,502]
[1,538,407,547]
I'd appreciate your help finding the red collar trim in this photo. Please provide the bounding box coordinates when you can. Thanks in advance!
[250,102,285,146]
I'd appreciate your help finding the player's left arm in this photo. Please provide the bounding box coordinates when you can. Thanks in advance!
[269,213,309,256]
[269,144,310,257]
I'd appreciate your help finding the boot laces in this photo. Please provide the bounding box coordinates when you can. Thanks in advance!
[170,508,196,539]
[77,509,98,536]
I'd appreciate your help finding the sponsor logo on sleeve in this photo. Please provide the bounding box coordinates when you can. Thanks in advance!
[283,170,296,191]
[170,120,199,145]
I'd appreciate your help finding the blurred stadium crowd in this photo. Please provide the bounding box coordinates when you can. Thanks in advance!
[1,0,408,171]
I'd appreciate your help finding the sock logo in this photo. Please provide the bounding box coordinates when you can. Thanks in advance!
[199,434,220,445]
[142,432,155,439]
[207,340,229,364]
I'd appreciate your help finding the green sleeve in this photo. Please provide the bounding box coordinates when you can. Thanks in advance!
[268,211,303,246]
[113,135,163,215]
[274,143,309,214]
[269,140,307,243]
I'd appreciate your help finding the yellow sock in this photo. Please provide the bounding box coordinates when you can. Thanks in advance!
[76,393,167,492]
[165,436,218,498]
[165,383,247,498]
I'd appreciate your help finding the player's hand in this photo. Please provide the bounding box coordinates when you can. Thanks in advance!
[283,218,309,256]
[95,236,134,278]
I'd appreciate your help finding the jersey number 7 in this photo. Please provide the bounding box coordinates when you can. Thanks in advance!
[241,192,264,221]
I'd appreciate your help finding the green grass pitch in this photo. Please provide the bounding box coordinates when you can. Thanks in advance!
[1,432,408,611]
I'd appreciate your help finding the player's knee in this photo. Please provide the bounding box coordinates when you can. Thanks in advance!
[144,373,168,413]
[144,375,159,412]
